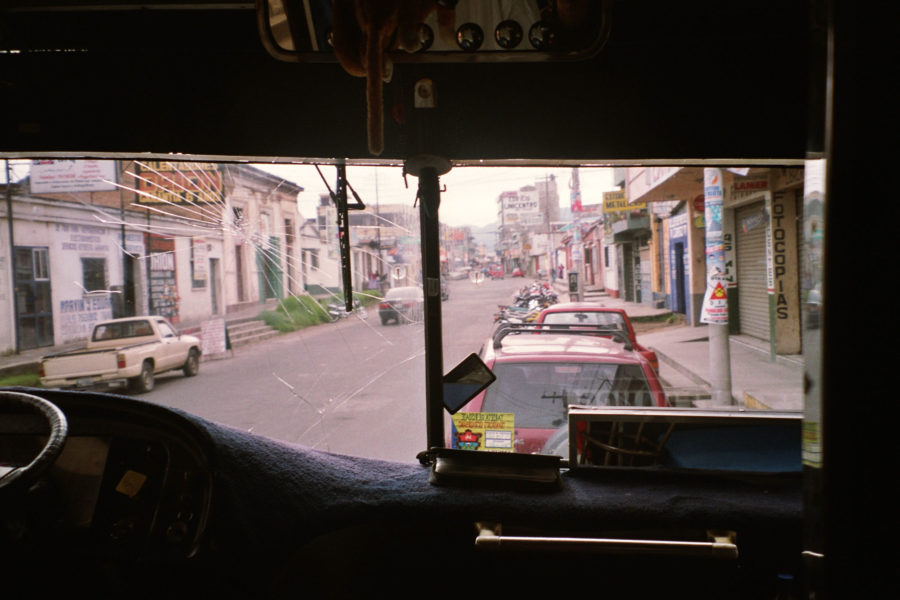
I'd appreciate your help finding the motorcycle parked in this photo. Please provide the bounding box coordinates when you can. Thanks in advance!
[327,298,368,322]
[493,281,558,324]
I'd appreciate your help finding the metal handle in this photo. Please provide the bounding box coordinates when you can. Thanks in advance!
[475,525,738,560]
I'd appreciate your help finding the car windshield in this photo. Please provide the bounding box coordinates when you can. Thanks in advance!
[1,159,809,464]
[542,311,628,331]
[483,362,654,428]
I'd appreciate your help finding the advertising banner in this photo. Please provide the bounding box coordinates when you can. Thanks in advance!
[30,159,118,193]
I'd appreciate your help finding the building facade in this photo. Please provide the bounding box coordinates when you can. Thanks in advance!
[1,159,304,353]
[626,166,805,356]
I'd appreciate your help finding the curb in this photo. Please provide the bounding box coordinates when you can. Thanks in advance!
[0,359,41,378]
[654,348,710,388]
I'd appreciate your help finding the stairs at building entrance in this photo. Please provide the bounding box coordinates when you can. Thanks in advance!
[226,317,279,348]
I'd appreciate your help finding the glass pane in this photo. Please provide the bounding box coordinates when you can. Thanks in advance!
[0,159,804,465]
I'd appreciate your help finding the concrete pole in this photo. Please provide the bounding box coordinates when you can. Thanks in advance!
[570,167,584,301]
[702,167,733,405]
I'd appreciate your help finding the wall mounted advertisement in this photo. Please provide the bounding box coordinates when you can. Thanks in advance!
[30,159,118,193]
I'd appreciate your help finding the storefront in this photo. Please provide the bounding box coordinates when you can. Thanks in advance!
[1,195,146,351]
[667,211,690,316]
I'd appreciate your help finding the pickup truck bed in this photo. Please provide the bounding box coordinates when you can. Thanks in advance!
[40,316,201,393]
[40,341,155,389]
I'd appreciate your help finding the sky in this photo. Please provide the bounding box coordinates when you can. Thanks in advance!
[253,164,620,229]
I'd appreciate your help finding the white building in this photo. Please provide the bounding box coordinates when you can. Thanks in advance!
[1,160,305,353]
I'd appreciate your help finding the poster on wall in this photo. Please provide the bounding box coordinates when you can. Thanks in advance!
[147,234,179,323]
[30,159,118,193]
[192,237,208,288]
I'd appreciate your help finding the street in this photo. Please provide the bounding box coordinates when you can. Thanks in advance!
[143,276,524,463]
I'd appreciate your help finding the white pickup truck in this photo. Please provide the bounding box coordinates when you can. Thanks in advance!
[40,316,202,394]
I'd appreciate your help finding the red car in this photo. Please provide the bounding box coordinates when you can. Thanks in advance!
[535,302,660,373]
[511,267,525,277]
[449,324,667,454]
[488,265,505,279]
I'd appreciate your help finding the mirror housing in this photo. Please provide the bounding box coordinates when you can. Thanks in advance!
[442,353,496,415]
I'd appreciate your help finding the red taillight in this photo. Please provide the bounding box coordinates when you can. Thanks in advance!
[117,353,126,369]
[379,302,390,309]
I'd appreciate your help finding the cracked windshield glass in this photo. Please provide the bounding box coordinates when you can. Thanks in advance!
[1,160,814,463]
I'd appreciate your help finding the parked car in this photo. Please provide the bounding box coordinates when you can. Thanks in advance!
[488,265,505,279]
[535,302,660,372]
[511,267,525,277]
[379,286,424,325]
[39,316,201,394]
[449,324,667,454]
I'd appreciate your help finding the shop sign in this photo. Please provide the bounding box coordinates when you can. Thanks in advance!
[603,190,646,213]
[30,159,118,193]
[134,161,224,206]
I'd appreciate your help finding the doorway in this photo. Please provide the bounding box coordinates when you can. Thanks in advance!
[13,247,54,350]
[672,242,686,315]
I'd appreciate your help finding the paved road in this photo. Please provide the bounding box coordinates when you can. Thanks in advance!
[144,276,525,463]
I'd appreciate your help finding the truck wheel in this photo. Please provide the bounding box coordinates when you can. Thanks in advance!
[131,361,155,394]
[182,349,200,377]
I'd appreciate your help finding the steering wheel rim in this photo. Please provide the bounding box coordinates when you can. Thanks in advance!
[0,390,68,491]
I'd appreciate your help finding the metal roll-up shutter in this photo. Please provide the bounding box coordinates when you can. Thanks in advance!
[735,202,769,340]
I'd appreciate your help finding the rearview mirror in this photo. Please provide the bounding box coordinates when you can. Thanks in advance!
[443,353,496,415]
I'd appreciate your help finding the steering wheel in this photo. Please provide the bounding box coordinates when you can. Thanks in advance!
[0,390,68,492]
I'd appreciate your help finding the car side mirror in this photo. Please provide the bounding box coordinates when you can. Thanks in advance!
[443,353,496,415]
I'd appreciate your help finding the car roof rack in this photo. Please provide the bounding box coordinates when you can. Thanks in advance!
[492,323,633,351]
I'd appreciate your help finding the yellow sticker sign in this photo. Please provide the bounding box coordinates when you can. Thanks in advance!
[450,412,515,452]
[602,190,646,213]
[115,470,147,498]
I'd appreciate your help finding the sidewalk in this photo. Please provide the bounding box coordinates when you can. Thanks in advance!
[550,279,804,411]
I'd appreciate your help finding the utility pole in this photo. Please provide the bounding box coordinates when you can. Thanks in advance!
[569,167,584,301]
[544,173,553,280]
[701,167,733,405]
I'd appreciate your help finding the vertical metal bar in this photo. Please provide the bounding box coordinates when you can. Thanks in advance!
[335,164,354,312]
[417,166,445,449]
[5,160,21,353]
